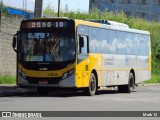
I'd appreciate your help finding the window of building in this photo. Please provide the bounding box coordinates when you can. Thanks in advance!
[135,12,146,18]
[90,3,99,9]
[142,0,147,4]
[137,0,147,5]
[90,0,98,3]
[125,12,131,17]
[157,14,160,21]
[121,0,131,4]
[153,13,160,21]
[154,0,160,5]
[105,0,114,3]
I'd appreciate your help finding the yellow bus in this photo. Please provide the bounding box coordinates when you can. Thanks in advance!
[12,18,151,96]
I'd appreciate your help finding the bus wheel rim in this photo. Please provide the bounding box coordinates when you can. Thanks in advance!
[91,77,96,91]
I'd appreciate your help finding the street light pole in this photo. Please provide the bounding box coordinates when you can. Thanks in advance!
[58,0,60,17]
[34,0,43,18]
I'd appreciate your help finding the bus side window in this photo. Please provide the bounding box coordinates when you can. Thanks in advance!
[132,34,139,55]
[78,35,89,54]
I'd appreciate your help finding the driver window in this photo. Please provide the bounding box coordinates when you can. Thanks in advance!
[78,35,88,54]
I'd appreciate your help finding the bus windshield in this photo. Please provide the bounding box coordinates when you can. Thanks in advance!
[20,32,75,62]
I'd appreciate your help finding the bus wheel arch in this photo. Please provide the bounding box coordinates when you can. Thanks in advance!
[118,70,135,93]
[84,69,98,96]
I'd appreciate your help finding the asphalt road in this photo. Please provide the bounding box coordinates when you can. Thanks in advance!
[0,85,160,119]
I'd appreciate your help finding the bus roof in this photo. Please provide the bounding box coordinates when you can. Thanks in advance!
[74,19,150,35]
[24,17,150,35]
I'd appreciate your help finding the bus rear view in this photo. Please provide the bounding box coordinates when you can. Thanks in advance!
[12,18,76,94]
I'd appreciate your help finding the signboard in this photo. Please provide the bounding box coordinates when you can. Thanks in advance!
[21,21,68,29]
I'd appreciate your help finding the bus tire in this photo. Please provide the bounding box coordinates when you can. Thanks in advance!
[118,73,134,93]
[84,73,97,96]
[37,88,49,95]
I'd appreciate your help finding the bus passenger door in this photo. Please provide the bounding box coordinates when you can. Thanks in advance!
[76,35,90,87]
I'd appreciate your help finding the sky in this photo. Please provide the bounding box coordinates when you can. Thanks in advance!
[2,0,89,12]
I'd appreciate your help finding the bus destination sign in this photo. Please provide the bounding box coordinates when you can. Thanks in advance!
[21,21,68,29]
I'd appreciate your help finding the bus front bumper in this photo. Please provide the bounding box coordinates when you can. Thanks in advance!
[17,74,76,88]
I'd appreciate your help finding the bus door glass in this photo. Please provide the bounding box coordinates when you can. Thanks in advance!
[78,35,89,62]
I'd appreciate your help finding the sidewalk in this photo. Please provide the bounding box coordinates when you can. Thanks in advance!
[0,84,35,97]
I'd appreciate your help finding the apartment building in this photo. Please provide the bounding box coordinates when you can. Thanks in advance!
[89,0,160,21]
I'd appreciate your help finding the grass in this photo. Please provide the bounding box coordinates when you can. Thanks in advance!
[144,74,160,84]
[0,76,16,84]
[0,74,159,84]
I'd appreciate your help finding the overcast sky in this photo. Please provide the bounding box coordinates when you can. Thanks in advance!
[2,0,89,12]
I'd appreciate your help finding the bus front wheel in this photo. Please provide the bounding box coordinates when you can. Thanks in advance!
[118,73,134,93]
[85,73,97,96]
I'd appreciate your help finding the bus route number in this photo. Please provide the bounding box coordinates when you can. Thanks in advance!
[31,22,65,28]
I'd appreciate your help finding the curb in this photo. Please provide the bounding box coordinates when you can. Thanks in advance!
[0,85,35,97]
[137,83,160,87]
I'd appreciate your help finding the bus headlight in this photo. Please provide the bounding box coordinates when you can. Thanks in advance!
[18,69,22,74]
[62,69,74,80]
[18,69,26,79]
[21,72,26,79]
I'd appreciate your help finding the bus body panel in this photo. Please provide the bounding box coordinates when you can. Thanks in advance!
[18,73,76,87]
[75,54,103,88]
[75,19,151,88]
[102,54,114,86]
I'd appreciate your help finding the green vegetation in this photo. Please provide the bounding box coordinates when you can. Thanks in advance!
[0,76,16,84]
[144,74,160,84]
[0,2,8,15]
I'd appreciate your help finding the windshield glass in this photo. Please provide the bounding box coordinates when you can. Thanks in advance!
[20,32,75,62]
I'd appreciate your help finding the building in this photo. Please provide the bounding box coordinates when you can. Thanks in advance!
[1,0,34,19]
[89,0,160,21]
[7,6,34,19]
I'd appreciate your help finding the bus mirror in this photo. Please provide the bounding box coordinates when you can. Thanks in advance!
[79,36,84,47]
[13,36,16,48]
[12,36,17,52]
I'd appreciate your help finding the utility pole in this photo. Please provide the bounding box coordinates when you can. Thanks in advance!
[34,0,43,18]
[58,0,60,17]
[0,0,3,30]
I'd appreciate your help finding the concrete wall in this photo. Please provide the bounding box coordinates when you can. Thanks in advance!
[0,15,23,76]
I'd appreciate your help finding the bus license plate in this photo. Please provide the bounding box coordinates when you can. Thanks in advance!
[38,81,48,85]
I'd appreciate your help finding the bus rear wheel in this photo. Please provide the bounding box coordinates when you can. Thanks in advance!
[118,73,134,93]
[85,73,97,96]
